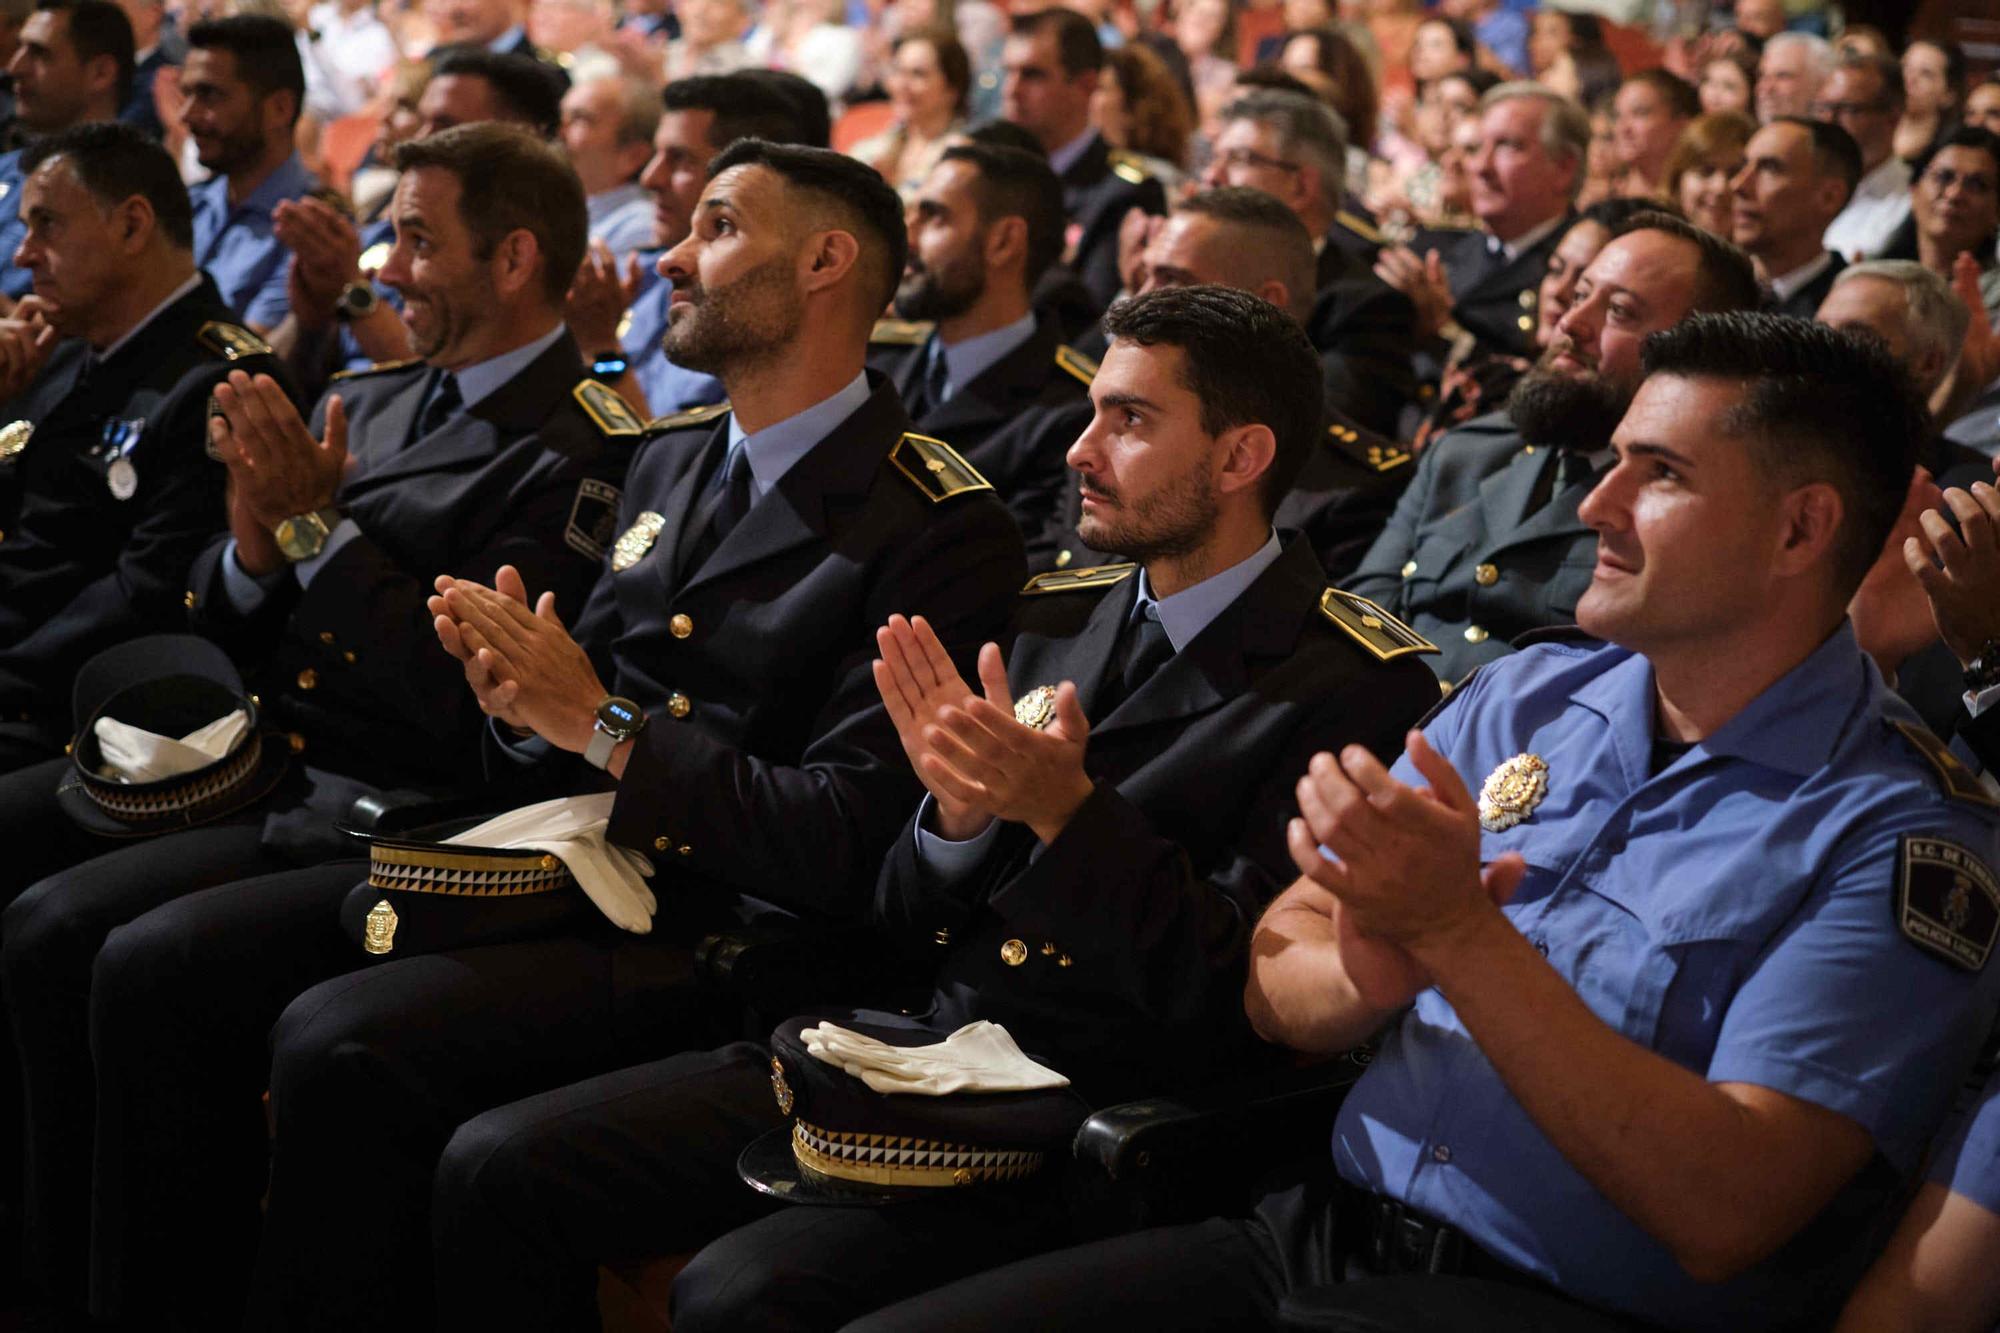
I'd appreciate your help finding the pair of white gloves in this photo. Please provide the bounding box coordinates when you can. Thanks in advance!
[445,792,656,932]
[94,709,250,783]
[801,1020,1069,1095]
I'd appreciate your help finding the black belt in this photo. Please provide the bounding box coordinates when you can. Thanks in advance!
[1340,1184,1534,1287]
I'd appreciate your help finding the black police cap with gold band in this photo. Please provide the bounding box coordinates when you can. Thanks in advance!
[334,814,591,959]
[738,1015,1089,1207]
[54,634,291,839]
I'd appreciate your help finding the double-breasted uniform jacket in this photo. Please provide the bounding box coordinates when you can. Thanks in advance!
[1347,410,1604,684]
[547,373,1027,925]
[869,538,1443,1103]
[1058,134,1167,317]
[1309,239,1420,437]
[187,336,634,795]
[0,276,283,749]
[867,312,1095,545]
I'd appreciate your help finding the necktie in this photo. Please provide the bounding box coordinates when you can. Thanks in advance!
[1097,601,1174,715]
[921,344,951,415]
[676,438,755,577]
[1526,447,1595,517]
[416,371,461,440]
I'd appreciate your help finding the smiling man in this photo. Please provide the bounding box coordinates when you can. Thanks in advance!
[847,312,2000,1333]
[1350,211,1762,683]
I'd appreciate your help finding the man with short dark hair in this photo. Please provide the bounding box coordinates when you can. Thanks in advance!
[846,314,2000,1333]
[1816,53,1909,260]
[422,283,1440,1333]
[869,141,1091,543]
[0,121,629,1329]
[1731,116,1859,316]
[1350,212,1762,683]
[1001,7,1163,318]
[88,139,1024,1333]
[0,0,132,297]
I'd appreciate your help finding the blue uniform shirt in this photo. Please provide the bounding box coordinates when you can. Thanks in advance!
[1929,1066,2000,1217]
[0,148,30,299]
[1336,626,2000,1331]
[190,151,315,328]
[622,259,723,416]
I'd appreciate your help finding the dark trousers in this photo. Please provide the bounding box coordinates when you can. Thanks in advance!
[247,920,731,1332]
[0,757,286,1319]
[840,1168,1643,1333]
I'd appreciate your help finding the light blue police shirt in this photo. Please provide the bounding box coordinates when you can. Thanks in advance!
[190,150,316,329]
[1336,625,2000,1331]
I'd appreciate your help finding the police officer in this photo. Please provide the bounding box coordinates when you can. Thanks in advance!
[869,141,1091,543]
[84,140,1023,1332]
[999,7,1163,321]
[843,314,2000,1333]
[1349,213,1762,683]
[0,0,133,300]
[0,121,627,1328]
[0,122,280,772]
[424,284,1442,1332]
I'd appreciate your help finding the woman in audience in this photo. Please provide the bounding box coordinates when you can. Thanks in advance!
[850,26,969,196]
[1662,110,1753,241]
[1612,68,1698,199]
[1697,47,1756,117]
[1390,66,1491,222]
[1899,38,1965,164]
[1094,42,1195,189]
[747,0,865,106]
[1575,95,1620,209]
[1173,0,1240,133]
[1279,22,1379,157]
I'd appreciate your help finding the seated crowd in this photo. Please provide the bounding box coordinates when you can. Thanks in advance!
[3,0,2000,1328]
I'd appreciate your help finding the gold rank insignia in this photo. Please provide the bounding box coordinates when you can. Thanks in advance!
[196,320,272,360]
[611,511,667,571]
[1013,685,1058,730]
[329,357,421,382]
[869,317,934,346]
[1317,589,1437,661]
[1106,148,1152,185]
[1334,209,1384,246]
[572,380,644,436]
[0,419,31,461]
[1325,421,1409,474]
[889,432,991,502]
[1054,345,1098,388]
[1022,562,1136,595]
[1893,720,2000,809]
[1478,754,1548,832]
[646,401,731,432]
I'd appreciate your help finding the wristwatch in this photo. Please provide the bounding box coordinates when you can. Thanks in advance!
[333,279,378,323]
[272,506,343,561]
[589,350,630,382]
[586,694,647,769]
[1964,639,2000,693]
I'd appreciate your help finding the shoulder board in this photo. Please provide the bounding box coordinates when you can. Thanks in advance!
[1334,209,1385,246]
[1106,149,1151,186]
[870,318,935,347]
[1326,420,1409,474]
[1022,563,1137,595]
[328,356,422,381]
[889,432,991,502]
[1318,588,1438,662]
[1892,719,2000,810]
[645,400,732,432]
[196,320,272,360]
[571,379,644,437]
[1054,345,1098,388]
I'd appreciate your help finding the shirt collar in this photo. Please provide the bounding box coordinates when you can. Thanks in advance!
[1769,250,1836,302]
[725,370,872,496]
[1048,127,1099,177]
[97,272,202,360]
[196,150,313,219]
[931,312,1036,402]
[452,321,567,409]
[1854,154,1911,200]
[486,23,525,50]
[1490,211,1564,263]
[1132,530,1283,653]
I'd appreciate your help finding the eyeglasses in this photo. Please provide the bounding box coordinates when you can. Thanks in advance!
[1811,99,1892,118]
[1214,146,1301,174]
[1924,167,1998,197]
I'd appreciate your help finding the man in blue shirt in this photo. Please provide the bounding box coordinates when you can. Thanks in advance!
[180,14,312,332]
[841,316,2000,1333]
[0,0,132,299]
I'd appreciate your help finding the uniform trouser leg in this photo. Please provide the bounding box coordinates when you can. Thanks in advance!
[252,926,728,1333]
[0,804,286,1318]
[87,860,369,1329]
[669,1176,1074,1333]
[431,1042,786,1333]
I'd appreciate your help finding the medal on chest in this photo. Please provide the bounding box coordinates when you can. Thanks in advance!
[99,417,146,500]
[1478,753,1549,832]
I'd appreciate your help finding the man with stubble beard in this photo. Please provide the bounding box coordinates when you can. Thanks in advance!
[1348,212,1762,684]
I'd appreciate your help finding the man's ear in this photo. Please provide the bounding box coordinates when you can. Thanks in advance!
[1775,479,1845,578]
[1216,421,1278,499]
[113,194,156,254]
[799,226,860,295]
[489,228,544,300]
[983,214,1028,275]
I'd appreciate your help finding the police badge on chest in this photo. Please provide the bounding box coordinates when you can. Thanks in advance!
[95,417,146,500]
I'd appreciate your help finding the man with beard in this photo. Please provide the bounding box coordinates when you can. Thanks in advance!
[0,122,630,1330]
[419,283,1441,1333]
[869,142,1092,543]
[179,15,312,333]
[0,0,132,300]
[1349,212,1762,684]
[77,139,1023,1333]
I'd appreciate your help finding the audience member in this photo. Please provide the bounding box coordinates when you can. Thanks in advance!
[1968,76,2000,138]
[1698,47,1756,118]
[1757,31,1833,123]
[1730,116,1859,317]
[1816,52,1909,261]
[1663,110,1752,240]
[1610,68,1696,199]
[558,70,659,259]
[1897,37,1963,164]
[849,26,969,197]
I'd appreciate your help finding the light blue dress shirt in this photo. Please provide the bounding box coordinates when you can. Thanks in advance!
[0,149,28,299]
[190,151,316,329]
[927,312,1036,404]
[586,182,657,261]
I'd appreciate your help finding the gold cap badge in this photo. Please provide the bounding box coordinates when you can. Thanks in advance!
[1478,754,1548,832]
[362,898,399,955]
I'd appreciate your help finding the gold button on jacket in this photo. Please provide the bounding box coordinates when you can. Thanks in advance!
[1000,939,1028,966]
[666,692,691,718]
[669,614,693,639]
[1474,563,1498,587]
[296,668,317,690]
[1464,625,1489,644]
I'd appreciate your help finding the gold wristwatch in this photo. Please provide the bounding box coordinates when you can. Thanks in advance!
[273,506,343,561]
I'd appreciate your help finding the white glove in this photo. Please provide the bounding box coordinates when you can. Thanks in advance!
[445,793,657,933]
[94,708,250,783]
[801,1020,1069,1095]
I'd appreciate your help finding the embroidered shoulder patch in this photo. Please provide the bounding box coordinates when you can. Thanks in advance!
[1897,836,2000,972]
[565,478,622,561]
